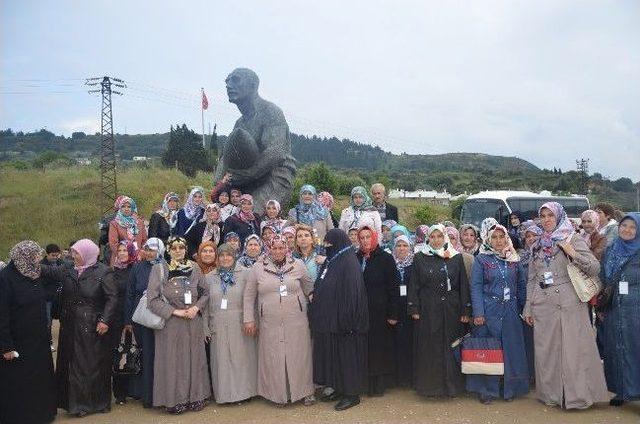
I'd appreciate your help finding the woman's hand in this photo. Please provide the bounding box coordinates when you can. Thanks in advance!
[96,322,109,335]
[524,316,534,327]
[387,319,398,326]
[460,315,470,323]
[172,309,187,318]
[2,351,17,361]
[244,322,257,336]
[315,255,326,265]
[184,306,200,320]
[411,314,420,320]
[557,240,577,259]
[473,316,486,326]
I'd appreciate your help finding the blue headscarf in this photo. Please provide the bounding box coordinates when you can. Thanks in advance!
[603,213,640,280]
[295,184,329,225]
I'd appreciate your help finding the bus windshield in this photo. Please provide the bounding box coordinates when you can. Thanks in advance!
[461,199,507,228]
[506,197,590,220]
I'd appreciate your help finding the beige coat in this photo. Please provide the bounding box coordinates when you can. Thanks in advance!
[286,208,335,241]
[243,256,314,404]
[204,264,258,404]
[523,235,609,409]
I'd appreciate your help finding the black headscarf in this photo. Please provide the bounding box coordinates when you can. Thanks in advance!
[324,229,352,260]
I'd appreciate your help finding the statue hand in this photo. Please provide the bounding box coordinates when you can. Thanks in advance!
[228,167,255,185]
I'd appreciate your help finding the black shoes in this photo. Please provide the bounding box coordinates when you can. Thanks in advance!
[334,395,360,411]
[610,398,625,407]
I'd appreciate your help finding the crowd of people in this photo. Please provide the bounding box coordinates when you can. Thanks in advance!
[0,181,638,423]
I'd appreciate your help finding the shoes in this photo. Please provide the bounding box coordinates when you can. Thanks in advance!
[321,391,341,402]
[610,398,625,407]
[479,395,493,405]
[335,396,360,411]
[116,398,126,405]
[142,402,152,409]
[99,407,110,413]
[303,395,316,406]
[75,411,88,418]
[505,397,514,402]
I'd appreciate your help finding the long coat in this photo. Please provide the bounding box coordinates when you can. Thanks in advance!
[0,263,57,424]
[243,256,314,404]
[600,250,640,401]
[42,262,118,415]
[110,266,131,400]
[204,264,258,404]
[174,208,204,237]
[147,264,211,408]
[523,235,609,409]
[222,215,261,248]
[393,263,414,387]
[407,252,470,396]
[148,212,173,244]
[467,255,529,400]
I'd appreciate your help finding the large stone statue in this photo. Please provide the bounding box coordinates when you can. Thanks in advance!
[214,68,296,214]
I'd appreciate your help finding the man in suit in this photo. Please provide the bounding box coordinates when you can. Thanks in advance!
[370,183,398,222]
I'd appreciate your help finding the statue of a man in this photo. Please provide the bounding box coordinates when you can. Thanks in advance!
[214,68,296,214]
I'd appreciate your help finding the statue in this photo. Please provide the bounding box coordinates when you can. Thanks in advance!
[214,68,296,214]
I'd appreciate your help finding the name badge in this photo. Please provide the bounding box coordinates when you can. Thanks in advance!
[619,281,629,295]
[543,271,554,286]
[184,290,192,305]
[399,285,407,297]
[446,278,452,292]
[220,298,228,310]
[320,268,328,280]
[503,287,511,301]
[279,284,288,297]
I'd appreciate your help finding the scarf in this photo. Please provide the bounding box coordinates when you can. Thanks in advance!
[393,235,414,281]
[533,202,575,264]
[422,224,459,258]
[196,240,217,274]
[167,237,193,272]
[480,218,499,243]
[72,239,100,276]
[236,194,257,223]
[415,225,430,244]
[357,226,379,258]
[603,213,640,279]
[295,184,329,225]
[579,209,600,247]
[459,224,480,255]
[219,267,236,295]
[519,223,542,264]
[183,187,205,220]
[143,237,166,265]
[317,191,334,210]
[238,234,264,267]
[9,240,44,279]
[201,203,221,245]
[444,227,463,252]
[350,186,373,211]
[157,192,180,227]
[479,224,520,262]
[113,240,138,269]
[114,196,140,237]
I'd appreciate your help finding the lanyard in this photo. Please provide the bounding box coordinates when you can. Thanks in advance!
[319,246,352,280]
[442,261,451,291]
[361,257,367,273]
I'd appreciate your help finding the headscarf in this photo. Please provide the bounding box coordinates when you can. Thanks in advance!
[217,243,237,294]
[443,221,456,228]
[382,219,398,231]
[422,224,459,258]
[282,226,296,240]
[324,229,352,260]
[295,184,329,225]
[9,240,44,279]
[224,232,240,243]
[603,213,640,279]
[143,237,165,264]
[580,209,601,243]
[238,234,264,268]
[265,199,281,216]
[157,192,180,227]
[71,239,100,276]
[166,237,193,273]
[268,234,291,259]
[201,203,221,245]
[113,240,138,269]
[357,226,379,258]
[114,196,140,237]
[393,235,414,270]
[196,240,217,274]
[415,225,430,244]
[479,224,520,262]
[390,224,410,239]
[350,186,373,211]
[317,191,335,210]
[480,218,499,243]
[444,226,463,252]
[519,222,542,263]
[183,187,205,220]
[236,194,257,223]
[459,223,481,255]
[261,199,287,234]
[112,195,125,212]
[533,202,575,264]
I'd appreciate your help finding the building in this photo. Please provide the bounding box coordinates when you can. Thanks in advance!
[388,189,451,206]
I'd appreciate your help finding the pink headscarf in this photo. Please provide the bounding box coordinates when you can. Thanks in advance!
[72,239,100,275]
[236,194,256,223]
[265,199,281,213]
[113,240,139,269]
[444,227,463,252]
[317,191,335,209]
[580,209,600,246]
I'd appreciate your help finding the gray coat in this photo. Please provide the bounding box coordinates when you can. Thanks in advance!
[203,264,258,404]
[287,207,334,241]
[243,256,314,404]
[523,235,609,409]
[147,263,211,408]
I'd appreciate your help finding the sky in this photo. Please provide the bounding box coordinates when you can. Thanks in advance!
[1,0,639,180]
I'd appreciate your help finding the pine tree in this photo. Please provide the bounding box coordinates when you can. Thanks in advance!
[161,124,212,177]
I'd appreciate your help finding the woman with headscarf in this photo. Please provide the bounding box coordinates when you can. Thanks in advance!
[288,185,334,242]
[523,202,608,409]
[243,235,315,406]
[599,213,640,406]
[508,211,525,250]
[204,243,258,404]
[123,237,165,409]
[407,224,470,398]
[317,191,340,228]
[215,189,238,223]
[237,234,264,269]
[381,219,398,251]
[185,203,222,259]
[580,210,607,261]
[147,237,210,414]
[339,187,383,244]
[356,225,400,396]
[413,225,430,254]
[293,224,325,282]
[0,241,57,424]
[446,226,475,282]
[108,195,147,266]
[261,199,288,235]
[459,224,481,256]
[148,192,180,244]
[222,194,261,248]
[311,229,369,411]
[41,239,118,417]
[175,187,206,237]
[467,224,529,404]
[391,235,414,387]
[224,232,242,256]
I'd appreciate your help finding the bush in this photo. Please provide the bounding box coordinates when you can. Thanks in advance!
[414,203,452,226]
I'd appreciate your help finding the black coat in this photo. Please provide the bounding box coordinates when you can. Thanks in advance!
[0,263,57,424]
[41,262,118,414]
[393,263,414,387]
[357,247,400,377]
[148,212,172,244]
[384,202,399,223]
[407,252,470,396]
[221,215,260,248]
[40,258,63,302]
[184,220,222,259]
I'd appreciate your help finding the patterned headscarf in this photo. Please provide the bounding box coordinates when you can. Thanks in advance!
[479,224,520,262]
[196,240,217,274]
[201,203,221,245]
[71,239,100,275]
[238,234,264,268]
[157,192,180,227]
[533,202,575,264]
[183,187,205,220]
[268,234,291,258]
[415,225,430,244]
[580,209,600,239]
[422,224,459,258]
[217,243,237,294]
[9,240,44,279]
[350,186,373,211]
[295,184,329,225]
[519,222,542,263]
[459,224,481,254]
[143,237,165,264]
[236,194,257,223]
[445,226,463,252]
[224,231,240,243]
[166,237,193,272]
[114,196,140,237]
[603,213,640,279]
[393,235,414,273]
[317,191,335,210]
[480,218,499,243]
[113,240,139,269]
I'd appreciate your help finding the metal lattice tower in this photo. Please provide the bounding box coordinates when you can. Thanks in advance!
[86,76,126,214]
[576,158,589,194]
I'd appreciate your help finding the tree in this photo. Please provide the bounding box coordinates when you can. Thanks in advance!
[299,162,338,194]
[612,177,634,192]
[72,131,87,140]
[32,150,69,170]
[161,124,212,178]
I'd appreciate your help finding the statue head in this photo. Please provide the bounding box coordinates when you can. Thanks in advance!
[226,68,259,104]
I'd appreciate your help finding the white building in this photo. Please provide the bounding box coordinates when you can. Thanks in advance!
[388,189,451,205]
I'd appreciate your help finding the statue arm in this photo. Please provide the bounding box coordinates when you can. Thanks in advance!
[229,123,289,184]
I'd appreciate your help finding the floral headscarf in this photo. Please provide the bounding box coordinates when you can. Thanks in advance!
[236,194,257,223]
[444,226,463,252]
[295,184,329,225]
[113,240,139,269]
[317,191,334,210]
[114,196,140,237]
[143,237,165,264]
[479,224,520,262]
[183,187,205,220]
[415,225,430,244]
[603,213,640,279]
[71,239,100,276]
[580,209,600,242]
[157,192,180,227]
[393,235,414,274]
[422,224,459,258]
[519,222,542,264]
[201,203,221,245]
[480,218,499,243]
[350,186,373,211]
[9,240,44,279]
[533,202,575,264]
[166,237,193,272]
[268,234,291,257]
[238,234,264,268]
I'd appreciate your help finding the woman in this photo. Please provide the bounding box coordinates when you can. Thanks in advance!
[580,210,607,261]
[600,213,640,406]
[356,226,399,396]
[237,234,264,269]
[311,229,369,411]
[293,224,325,282]
[222,194,261,248]
[123,238,164,409]
[216,189,238,223]
[413,224,430,254]
[174,187,206,237]
[460,224,481,256]
[523,202,608,409]
[282,226,297,251]
[261,199,288,235]
[43,239,118,417]
[595,202,618,246]
[243,236,315,406]
[467,224,529,404]
[0,241,57,424]
[446,226,475,281]
[148,192,180,243]
[317,191,340,228]
[407,225,470,397]
[185,203,222,259]
[108,195,147,266]
[508,211,525,250]
[287,185,334,241]
[339,187,382,243]
[204,243,258,404]
[261,225,276,245]
[381,220,398,251]
[224,232,242,256]
[110,241,138,405]
[147,237,210,414]
[391,235,414,387]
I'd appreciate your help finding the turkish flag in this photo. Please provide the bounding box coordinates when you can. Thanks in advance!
[202,91,209,110]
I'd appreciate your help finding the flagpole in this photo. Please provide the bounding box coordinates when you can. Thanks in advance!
[201,87,206,148]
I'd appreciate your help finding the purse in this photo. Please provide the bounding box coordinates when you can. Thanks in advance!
[459,335,504,376]
[132,265,167,330]
[113,330,142,375]
[563,233,603,302]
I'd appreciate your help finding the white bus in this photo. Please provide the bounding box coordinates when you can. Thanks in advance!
[460,191,590,228]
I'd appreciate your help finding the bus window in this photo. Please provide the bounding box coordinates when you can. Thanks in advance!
[506,198,539,221]
[461,199,508,228]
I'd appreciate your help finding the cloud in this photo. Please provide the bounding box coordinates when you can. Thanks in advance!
[58,117,99,135]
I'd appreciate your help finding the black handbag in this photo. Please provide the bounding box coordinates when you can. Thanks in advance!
[113,330,142,375]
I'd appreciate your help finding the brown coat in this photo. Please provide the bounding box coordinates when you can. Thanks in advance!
[523,235,609,409]
[588,231,607,261]
[108,217,147,265]
[243,256,314,404]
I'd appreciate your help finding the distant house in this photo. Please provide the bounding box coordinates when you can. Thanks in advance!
[76,157,92,166]
[132,156,149,162]
[389,189,451,206]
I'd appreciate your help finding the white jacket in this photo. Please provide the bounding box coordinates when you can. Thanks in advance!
[338,207,382,244]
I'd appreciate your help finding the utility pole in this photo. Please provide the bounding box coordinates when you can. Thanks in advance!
[576,158,589,194]
[86,76,126,215]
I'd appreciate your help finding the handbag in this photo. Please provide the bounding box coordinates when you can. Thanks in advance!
[459,335,504,376]
[113,330,142,375]
[132,265,167,330]
[564,234,603,302]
